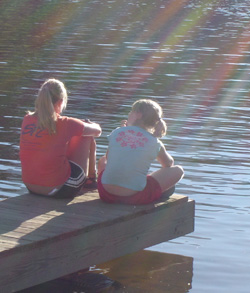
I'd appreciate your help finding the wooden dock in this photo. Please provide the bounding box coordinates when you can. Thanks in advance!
[0,190,194,292]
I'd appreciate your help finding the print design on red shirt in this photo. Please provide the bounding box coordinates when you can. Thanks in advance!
[22,123,49,138]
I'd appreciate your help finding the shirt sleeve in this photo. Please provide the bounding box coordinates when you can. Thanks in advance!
[64,116,85,139]
[107,127,121,142]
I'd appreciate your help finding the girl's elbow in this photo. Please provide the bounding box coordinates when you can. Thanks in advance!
[96,129,102,137]
[95,125,102,137]
[163,158,174,168]
[167,157,174,167]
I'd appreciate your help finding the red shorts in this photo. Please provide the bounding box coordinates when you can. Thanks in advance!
[97,171,162,205]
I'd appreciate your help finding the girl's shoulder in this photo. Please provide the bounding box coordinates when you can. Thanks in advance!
[57,115,84,130]
[57,115,82,123]
[109,126,138,136]
[109,126,160,146]
[110,126,155,137]
[23,113,37,122]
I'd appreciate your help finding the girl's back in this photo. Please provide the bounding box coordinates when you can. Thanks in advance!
[102,126,161,191]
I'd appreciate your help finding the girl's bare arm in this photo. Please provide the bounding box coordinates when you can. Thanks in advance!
[157,142,174,168]
[82,120,102,137]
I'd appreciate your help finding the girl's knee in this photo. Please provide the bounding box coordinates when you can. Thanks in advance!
[81,136,94,143]
[77,136,96,148]
[174,165,184,179]
[86,136,96,143]
[69,135,90,145]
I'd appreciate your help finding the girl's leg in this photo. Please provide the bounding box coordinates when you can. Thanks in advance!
[88,138,97,178]
[150,165,184,192]
[66,136,96,176]
[83,138,98,188]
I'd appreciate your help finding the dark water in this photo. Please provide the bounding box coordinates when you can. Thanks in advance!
[1,0,250,292]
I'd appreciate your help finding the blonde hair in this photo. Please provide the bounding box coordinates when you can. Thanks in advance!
[132,99,167,138]
[29,79,68,134]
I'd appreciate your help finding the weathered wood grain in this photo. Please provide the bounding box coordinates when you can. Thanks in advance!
[0,191,194,292]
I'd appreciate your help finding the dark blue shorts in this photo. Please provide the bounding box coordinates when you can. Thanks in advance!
[53,161,86,198]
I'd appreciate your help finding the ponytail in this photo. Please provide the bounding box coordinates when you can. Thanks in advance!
[35,85,57,134]
[153,118,167,138]
[29,79,68,134]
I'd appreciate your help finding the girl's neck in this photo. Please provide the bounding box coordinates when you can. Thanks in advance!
[130,121,148,132]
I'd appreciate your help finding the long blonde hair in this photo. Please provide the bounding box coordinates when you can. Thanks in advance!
[29,79,68,134]
[132,99,167,138]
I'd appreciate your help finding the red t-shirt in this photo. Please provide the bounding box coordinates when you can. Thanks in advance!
[19,114,84,186]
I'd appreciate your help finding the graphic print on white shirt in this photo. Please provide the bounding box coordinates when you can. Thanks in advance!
[116,129,149,149]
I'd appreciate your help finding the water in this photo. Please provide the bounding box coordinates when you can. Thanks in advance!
[1,0,250,292]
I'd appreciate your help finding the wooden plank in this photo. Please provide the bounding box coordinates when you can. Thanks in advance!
[0,192,194,292]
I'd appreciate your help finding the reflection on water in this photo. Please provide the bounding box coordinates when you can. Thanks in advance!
[1,0,250,292]
[95,250,193,292]
[19,251,193,293]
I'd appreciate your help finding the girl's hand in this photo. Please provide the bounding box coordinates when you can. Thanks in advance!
[121,120,127,127]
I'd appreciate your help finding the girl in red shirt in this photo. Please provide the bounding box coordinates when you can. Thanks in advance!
[20,78,102,198]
